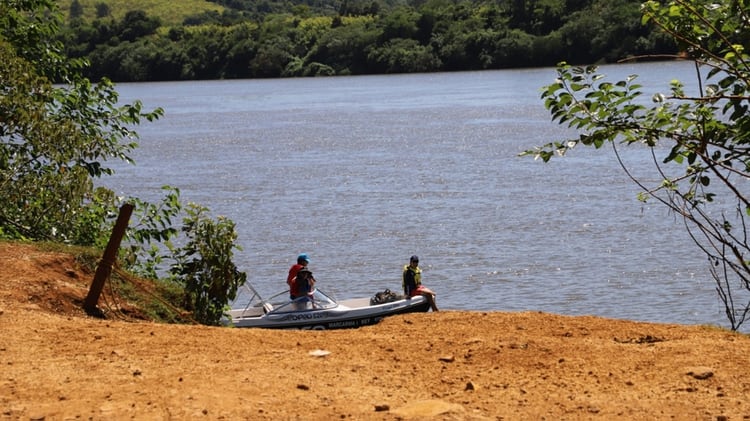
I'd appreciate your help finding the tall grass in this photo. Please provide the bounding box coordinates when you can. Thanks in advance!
[57,0,225,27]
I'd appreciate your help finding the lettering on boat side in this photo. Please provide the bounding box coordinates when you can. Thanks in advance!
[279,312,329,322]
[327,318,371,328]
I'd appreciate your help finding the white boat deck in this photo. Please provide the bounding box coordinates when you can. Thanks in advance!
[338,297,371,308]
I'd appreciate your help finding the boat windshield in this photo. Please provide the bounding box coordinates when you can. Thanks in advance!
[270,289,338,313]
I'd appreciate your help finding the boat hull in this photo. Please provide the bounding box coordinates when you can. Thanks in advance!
[228,293,431,330]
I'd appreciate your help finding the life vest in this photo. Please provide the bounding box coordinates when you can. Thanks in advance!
[403,264,422,292]
[295,270,314,296]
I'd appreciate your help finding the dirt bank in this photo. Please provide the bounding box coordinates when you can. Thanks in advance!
[1,242,749,420]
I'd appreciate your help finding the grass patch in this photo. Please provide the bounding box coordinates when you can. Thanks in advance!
[107,270,192,323]
[57,0,225,27]
[1,238,193,324]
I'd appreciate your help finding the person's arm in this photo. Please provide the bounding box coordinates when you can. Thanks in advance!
[287,264,298,286]
[403,270,413,296]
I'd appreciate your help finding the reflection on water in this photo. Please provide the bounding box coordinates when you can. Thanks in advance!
[106,61,736,329]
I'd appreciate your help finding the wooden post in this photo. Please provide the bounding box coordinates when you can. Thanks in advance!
[84,203,134,315]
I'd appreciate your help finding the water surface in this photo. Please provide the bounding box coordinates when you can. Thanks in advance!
[107,61,735,329]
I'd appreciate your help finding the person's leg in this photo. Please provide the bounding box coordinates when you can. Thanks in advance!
[421,291,438,311]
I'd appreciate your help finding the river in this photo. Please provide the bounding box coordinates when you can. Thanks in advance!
[105,60,738,329]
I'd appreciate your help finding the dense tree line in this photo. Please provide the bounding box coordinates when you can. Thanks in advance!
[59,0,677,82]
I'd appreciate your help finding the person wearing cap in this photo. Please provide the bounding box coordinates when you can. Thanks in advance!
[403,255,438,311]
[287,253,310,299]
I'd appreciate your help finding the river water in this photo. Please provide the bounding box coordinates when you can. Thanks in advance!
[106,61,737,329]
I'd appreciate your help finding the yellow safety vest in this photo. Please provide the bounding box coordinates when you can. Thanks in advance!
[403,265,422,289]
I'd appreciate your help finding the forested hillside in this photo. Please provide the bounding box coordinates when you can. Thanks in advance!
[56,0,677,82]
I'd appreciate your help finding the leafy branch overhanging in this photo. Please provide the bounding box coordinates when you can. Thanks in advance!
[522,0,750,330]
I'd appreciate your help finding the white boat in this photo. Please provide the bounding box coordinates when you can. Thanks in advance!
[226,284,431,330]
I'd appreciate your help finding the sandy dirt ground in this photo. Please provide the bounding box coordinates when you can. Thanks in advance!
[1,242,750,420]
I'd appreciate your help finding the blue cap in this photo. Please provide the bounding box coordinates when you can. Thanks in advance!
[298,253,310,263]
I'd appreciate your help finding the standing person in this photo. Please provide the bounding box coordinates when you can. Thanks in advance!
[403,255,438,312]
[287,253,310,299]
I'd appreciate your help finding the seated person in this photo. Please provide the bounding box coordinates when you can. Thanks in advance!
[402,255,438,312]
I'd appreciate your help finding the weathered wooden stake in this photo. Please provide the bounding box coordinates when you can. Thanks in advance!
[84,203,134,315]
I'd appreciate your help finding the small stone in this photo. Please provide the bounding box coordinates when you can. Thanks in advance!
[438,355,455,363]
[688,370,714,380]
[374,404,389,412]
[297,384,309,390]
[465,381,476,391]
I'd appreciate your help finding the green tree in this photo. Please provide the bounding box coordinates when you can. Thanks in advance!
[379,6,420,42]
[0,0,161,242]
[367,37,441,73]
[69,0,83,19]
[250,35,295,77]
[95,2,110,18]
[556,8,606,64]
[171,204,247,326]
[1,0,247,325]
[117,10,161,42]
[120,188,247,326]
[528,0,565,35]
[523,0,750,330]
[304,18,380,75]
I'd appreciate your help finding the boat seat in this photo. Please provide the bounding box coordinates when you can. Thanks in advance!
[262,302,274,314]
